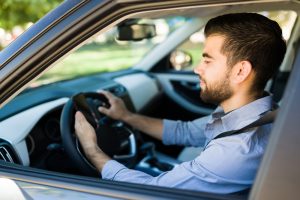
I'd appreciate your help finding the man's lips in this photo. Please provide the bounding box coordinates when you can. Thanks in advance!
[199,78,206,88]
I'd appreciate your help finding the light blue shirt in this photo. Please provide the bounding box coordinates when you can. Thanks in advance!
[102,95,273,194]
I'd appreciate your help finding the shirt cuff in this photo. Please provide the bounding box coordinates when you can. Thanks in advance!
[101,160,127,180]
[162,119,178,145]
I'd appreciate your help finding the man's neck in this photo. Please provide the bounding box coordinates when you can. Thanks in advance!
[220,91,264,113]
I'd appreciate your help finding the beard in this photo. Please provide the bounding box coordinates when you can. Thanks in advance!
[200,72,233,105]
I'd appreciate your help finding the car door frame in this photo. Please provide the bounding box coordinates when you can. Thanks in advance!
[0,0,300,199]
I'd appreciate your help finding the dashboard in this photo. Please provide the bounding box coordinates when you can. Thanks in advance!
[0,73,160,171]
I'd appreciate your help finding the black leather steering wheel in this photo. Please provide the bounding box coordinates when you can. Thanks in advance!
[60,92,137,176]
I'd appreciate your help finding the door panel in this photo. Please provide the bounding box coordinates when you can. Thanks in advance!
[155,73,215,116]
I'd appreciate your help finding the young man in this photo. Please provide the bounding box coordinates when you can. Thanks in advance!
[74,13,286,194]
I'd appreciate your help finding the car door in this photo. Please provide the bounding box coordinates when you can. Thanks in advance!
[1,0,300,199]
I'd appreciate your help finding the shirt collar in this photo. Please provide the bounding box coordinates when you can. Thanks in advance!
[211,95,273,133]
[211,107,225,119]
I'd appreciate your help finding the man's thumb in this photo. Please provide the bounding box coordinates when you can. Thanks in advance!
[98,107,108,114]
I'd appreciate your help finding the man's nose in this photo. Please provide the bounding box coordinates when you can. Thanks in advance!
[194,62,204,75]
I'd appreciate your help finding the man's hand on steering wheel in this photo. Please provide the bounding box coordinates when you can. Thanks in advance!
[60,91,137,176]
[98,90,132,121]
[74,111,111,171]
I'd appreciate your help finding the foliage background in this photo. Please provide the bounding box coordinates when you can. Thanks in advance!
[0,0,61,31]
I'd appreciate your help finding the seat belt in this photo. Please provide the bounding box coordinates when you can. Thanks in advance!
[204,108,278,149]
[214,108,278,140]
[206,107,279,195]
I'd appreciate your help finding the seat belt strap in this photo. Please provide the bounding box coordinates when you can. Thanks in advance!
[213,108,278,140]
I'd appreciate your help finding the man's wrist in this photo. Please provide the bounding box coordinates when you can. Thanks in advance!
[122,111,134,124]
[85,147,111,171]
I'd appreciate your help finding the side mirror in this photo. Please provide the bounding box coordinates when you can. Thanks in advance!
[117,22,156,41]
[170,50,193,70]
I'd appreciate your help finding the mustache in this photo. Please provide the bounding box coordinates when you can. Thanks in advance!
[199,76,206,83]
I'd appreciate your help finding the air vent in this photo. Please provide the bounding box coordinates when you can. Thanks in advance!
[108,85,126,96]
[0,146,15,163]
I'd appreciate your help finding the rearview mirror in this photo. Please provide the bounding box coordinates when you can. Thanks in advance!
[117,22,156,41]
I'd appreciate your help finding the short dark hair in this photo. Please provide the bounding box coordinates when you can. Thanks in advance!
[204,13,286,92]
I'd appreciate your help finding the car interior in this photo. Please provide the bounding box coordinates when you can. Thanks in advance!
[0,1,299,197]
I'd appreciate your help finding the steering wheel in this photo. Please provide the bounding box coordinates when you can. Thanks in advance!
[60,92,137,176]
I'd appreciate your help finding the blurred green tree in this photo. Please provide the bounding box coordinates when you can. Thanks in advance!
[0,0,62,31]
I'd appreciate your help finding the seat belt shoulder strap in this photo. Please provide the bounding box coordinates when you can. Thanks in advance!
[213,108,278,140]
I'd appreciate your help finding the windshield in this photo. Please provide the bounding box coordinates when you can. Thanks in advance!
[29,17,190,87]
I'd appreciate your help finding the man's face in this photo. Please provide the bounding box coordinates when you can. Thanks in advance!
[194,35,233,105]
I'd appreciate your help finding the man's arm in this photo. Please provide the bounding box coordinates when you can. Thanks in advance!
[122,113,163,140]
[75,111,111,171]
[75,111,246,193]
[99,90,163,140]
[75,110,252,193]
[100,138,252,193]
[75,111,235,193]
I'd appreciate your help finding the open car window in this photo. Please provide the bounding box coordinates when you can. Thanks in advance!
[30,17,191,87]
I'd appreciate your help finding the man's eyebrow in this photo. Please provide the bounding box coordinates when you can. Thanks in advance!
[202,53,213,59]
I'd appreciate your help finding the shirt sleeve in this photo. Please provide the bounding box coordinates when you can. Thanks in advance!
[101,138,253,194]
[162,116,209,147]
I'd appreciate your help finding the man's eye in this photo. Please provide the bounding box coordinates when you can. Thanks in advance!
[204,60,210,64]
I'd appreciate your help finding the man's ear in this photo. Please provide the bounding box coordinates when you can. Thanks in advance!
[231,60,253,84]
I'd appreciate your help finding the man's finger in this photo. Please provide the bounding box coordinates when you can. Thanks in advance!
[75,111,92,130]
[75,111,83,119]
[76,111,87,122]
[98,90,115,100]
[98,107,108,115]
